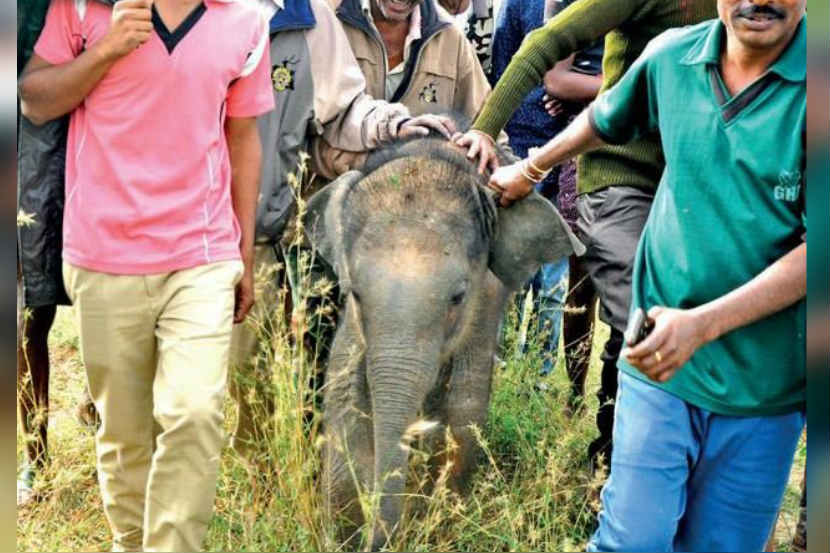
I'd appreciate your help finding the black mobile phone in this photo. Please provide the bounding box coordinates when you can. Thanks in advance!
[624,307,654,346]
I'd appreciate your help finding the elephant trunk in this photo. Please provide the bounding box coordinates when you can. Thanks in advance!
[366,349,438,551]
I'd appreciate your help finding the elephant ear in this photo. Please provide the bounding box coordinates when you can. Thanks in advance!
[488,190,586,290]
[303,170,363,280]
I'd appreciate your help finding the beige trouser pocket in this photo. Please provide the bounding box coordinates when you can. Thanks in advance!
[63,260,242,552]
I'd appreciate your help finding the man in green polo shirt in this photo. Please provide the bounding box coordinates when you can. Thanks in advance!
[473,0,806,550]
[454,0,718,471]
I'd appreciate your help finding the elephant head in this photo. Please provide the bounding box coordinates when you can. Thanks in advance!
[304,137,583,549]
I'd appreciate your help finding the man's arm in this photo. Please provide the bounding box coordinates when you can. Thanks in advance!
[454,0,643,171]
[543,55,603,103]
[471,0,643,139]
[225,116,262,323]
[624,243,807,382]
[479,22,664,199]
[487,108,606,205]
[19,0,153,125]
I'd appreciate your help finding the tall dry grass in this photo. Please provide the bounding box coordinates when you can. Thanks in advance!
[16,164,805,551]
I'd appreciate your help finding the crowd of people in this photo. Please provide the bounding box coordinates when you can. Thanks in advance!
[17,0,806,551]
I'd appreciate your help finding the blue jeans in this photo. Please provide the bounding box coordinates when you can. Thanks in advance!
[527,257,568,375]
[588,371,804,552]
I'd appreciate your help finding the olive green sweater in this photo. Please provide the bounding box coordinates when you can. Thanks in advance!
[473,0,717,194]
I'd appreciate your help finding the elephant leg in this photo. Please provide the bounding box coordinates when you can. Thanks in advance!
[321,305,374,548]
[443,375,493,494]
[442,272,506,493]
[322,420,374,548]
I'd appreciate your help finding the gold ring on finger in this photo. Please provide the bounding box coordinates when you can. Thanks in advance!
[654,350,663,363]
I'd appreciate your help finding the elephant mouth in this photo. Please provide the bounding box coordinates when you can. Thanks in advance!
[420,361,454,417]
[399,419,440,452]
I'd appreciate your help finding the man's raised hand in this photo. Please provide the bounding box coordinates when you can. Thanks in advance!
[101,0,154,60]
[487,161,535,207]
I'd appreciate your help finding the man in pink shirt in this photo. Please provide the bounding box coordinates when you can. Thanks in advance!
[18,0,274,550]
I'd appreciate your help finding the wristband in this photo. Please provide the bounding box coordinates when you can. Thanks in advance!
[527,147,551,176]
[520,160,544,184]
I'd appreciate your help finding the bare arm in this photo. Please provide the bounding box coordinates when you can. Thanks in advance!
[532,108,606,168]
[543,54,603,103]
[625,243,807,382]
[486,108,606,206]
[225,116,262,323]
[18,0,153,125]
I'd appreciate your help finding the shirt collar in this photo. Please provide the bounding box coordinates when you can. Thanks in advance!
[681,17,806,83]
[405,6,422,46]
[769,17,806,82]
[240,0,283,19]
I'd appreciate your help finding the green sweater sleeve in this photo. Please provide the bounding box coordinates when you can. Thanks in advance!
[473,0,647,138]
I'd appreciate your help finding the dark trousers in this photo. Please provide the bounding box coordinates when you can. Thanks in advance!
[587,328,623,466]
[575,186,653,467]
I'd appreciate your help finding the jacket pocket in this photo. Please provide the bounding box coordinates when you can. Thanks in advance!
[404,72,457,115]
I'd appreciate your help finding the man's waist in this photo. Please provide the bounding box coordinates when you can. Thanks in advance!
[63,243,241,276]
[576,142,664,195]
[617,362,805,417]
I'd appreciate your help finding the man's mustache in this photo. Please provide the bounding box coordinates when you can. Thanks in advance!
[734,3,786,19]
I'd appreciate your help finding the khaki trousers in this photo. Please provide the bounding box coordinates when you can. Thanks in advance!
[63,260,243,552]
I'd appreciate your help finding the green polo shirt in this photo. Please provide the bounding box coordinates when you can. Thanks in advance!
[590,18,806,416]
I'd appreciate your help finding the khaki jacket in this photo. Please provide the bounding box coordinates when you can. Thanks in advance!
[338,0,491,119]
[253,0,411,239]
[314,0,497,176]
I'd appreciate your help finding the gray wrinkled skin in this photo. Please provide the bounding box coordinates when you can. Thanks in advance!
[304,138,582,550]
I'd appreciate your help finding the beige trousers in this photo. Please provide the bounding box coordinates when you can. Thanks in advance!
[63,260,243,552]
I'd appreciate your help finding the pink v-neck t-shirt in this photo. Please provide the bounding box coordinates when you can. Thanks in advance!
[35,0,274,275]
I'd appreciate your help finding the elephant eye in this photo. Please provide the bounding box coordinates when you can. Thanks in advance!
[450,290,466,306]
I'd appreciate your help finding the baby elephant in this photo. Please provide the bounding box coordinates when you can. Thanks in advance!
[304,138,583,550]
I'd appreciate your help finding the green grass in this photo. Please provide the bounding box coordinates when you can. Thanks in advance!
[17,286,805,552]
